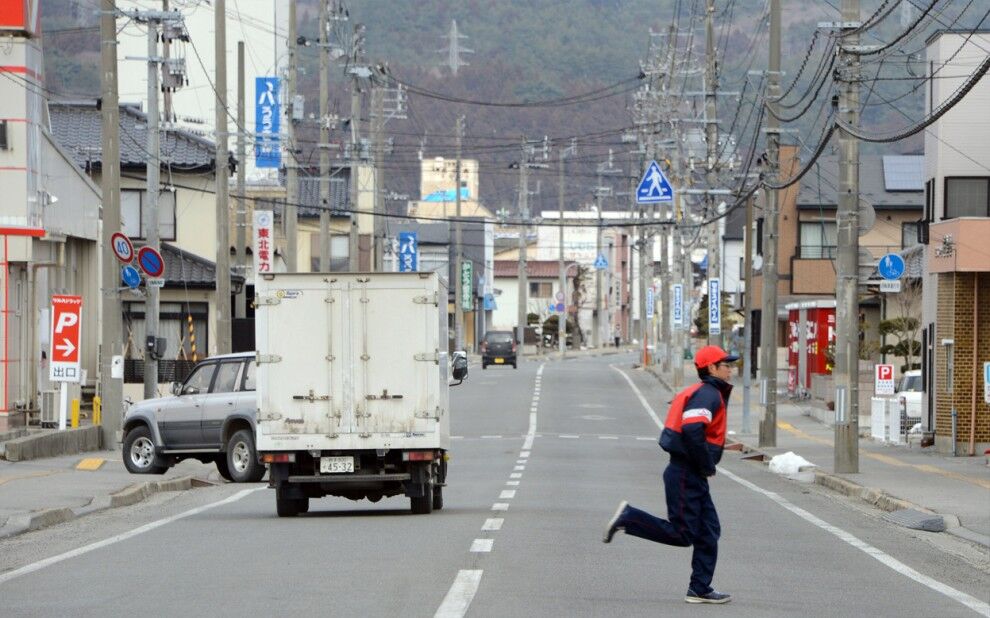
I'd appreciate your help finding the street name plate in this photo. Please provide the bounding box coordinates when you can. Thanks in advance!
[879,279,901,293]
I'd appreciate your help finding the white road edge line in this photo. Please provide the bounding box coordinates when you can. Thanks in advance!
[613,364,990,617]
[0,487,263,586]
[434,569,484,618]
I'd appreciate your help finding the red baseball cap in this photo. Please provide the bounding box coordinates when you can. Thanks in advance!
[694,345,740,369]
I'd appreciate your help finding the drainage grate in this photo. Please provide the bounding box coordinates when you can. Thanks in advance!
[883,508,946,532]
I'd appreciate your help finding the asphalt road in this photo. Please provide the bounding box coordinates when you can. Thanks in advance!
[1,353,987,617]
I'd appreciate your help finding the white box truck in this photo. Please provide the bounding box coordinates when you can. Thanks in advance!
[254,272,467,517]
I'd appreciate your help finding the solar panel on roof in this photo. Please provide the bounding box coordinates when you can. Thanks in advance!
[882,156,924,191]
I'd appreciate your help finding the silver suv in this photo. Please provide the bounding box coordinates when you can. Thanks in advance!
[121,352,265,483]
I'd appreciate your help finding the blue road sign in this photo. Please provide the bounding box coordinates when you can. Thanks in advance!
[121,265,141,289]
[255,77,281,168]
[708,278,721,336]
[646,288,655,319]
[636,160,674,204]
[398,231,418,272]
[594,254,608,270]
[555,302,565,313]
[137,247,164,278]
[878,253,905,280]
[673,284,683,327]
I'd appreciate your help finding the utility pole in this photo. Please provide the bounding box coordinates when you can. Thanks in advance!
[235,41,247,319]
[834,0,861,473]
[759,0,781,448]
[454,115,465,352]
[557,140,576,358]
[742,189,755,434]
[285,0,299,272]
[372,86,386,271]
[161,0,173,124]
[345,21,369,272]
[99,0,124,447]
[214,0,231,354]
[319,0,331,271]
[516,139,529,357]
[704,0,722,348]
[143,15,161,399]
[593,181,603,350]
[348,55,361,272]
[672,123,688,389]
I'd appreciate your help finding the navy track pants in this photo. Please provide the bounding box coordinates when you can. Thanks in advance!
[620,463,721,595]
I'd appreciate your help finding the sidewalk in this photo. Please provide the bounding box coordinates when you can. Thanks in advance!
[0,449,220,539]
[646,366,990,547]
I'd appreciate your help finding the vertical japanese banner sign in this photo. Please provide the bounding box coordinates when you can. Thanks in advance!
[398,232,418,272]
[672,284,683,327]
[255,77,281,169]
[254,211,274,274]
[708,277,721,336]
[646,287,655,319]
[49,295,82,383]
[461,261,473,312]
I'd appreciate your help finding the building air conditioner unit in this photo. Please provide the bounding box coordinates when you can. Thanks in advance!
[40,390,58,427]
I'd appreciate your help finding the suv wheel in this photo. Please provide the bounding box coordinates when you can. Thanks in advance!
[122,426,168,474]
[215,458,234,482]
[226,429,266,483]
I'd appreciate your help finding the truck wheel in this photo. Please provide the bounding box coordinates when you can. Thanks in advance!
[215,458,233,482]
[432,484,444,511]
[226,429,266,483]
[122,426,168,475]
[410,482,434,515]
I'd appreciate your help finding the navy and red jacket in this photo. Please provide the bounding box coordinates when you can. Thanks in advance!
[658,375,733,476]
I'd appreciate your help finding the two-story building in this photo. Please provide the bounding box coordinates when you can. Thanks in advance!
[48,101,241,398]
[919,30,990,455]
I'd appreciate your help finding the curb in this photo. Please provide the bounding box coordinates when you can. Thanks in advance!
[0,475,203,540]
[736,441,989,548]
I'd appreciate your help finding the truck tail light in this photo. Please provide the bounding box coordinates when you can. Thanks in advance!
[261,453,296,463]
[403,451,435,461]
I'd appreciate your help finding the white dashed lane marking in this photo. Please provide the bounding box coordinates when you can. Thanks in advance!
[482,518,504,531]
[470,539,494,553]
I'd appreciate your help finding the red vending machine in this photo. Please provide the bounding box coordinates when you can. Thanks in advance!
[786,300,836,395]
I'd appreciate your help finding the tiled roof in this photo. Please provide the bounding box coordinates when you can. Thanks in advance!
[155,243,244,289]
[797,154,923,210]
[48,100,222,172]
[494,260,575,279]
[297,171,351,218]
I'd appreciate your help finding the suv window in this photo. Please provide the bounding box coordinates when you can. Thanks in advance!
[213,362,242,393]
[242,361,256,392]
[183,363,216,395]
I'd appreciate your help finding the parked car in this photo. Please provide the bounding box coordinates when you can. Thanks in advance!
[897,369,923,426]
[481,330,517,369]
[120,352,266,483]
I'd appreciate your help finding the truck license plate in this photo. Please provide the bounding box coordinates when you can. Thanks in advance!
[320,456,354,474]
[494,358,504,364]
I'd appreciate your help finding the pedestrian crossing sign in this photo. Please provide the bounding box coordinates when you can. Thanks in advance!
[636,160,674,204]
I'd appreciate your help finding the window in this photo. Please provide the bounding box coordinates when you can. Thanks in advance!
[310,234,350,271]
[924,178,934,222]
[212,362,241,393]
[944,177,990,219]
[183,363,215,394]
[902,221,920,249]
[241,361,256,391]
[529,281,553,298]
[799,221,837,259]
[121,189,177,240]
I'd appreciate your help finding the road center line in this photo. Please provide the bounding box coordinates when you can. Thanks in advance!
[434,570,484,618]
[483,518,504,531]
[614,365,990,617]
[0,487,263,586]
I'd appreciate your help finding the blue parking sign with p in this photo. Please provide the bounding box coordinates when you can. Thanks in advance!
[399,232,418,272]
